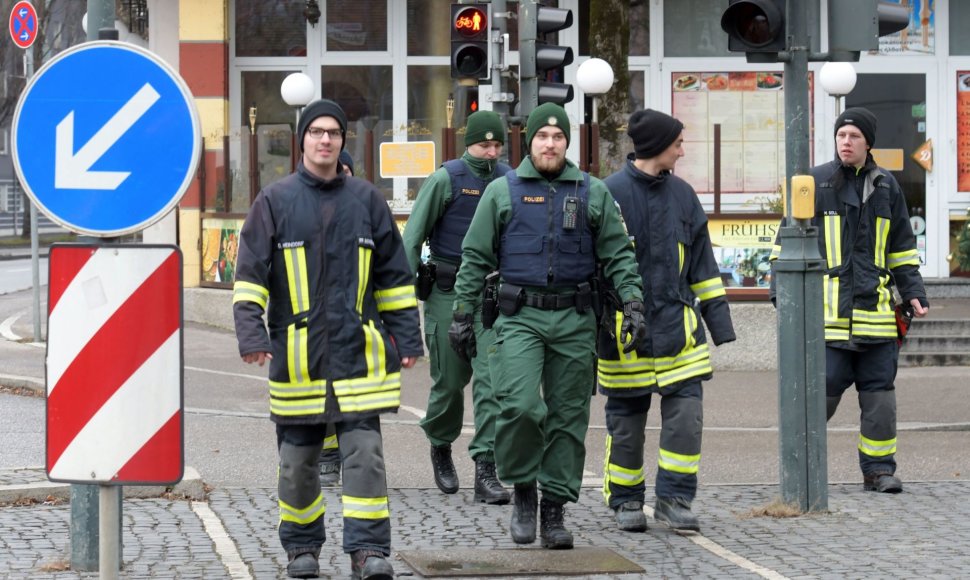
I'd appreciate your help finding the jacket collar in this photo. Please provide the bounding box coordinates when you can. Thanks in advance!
[297,160,346,190]
[515,156,584,182]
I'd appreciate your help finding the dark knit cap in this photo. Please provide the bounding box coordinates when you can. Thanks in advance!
[338,150,355,175]
[834,106,877,148]
[627,109,684,159]
[526,103,571,148]
[464,110,505,146]
[297,99,347,152]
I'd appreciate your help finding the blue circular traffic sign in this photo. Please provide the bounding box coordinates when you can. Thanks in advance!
[12,41,201,237]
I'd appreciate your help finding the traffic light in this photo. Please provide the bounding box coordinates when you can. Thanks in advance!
[720,0,786,63]
[828,0,910,62]
[451,3,490,80]
[534,5,574,105]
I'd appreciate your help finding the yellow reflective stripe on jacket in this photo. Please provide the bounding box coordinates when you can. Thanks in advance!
[597,343,711,389]
[858,434,896,457]
[678,241,685,274]
[851,308,896,338]
[343,495,390,520]
[887,248,919,269]
[690,277,726,302]
[683,305,698,350]
[375,285,418,312]
[283,246,310,314]
[322,434,338,451]
[823,275,844,328]
[233,280,269,309]
[873,216,889,270]
[287,322,310,384]
[357,245,372,314]
[597,358,658,389]
[362,321,384,377]
[823,215,841,269]
[269,395,327,417]
[658,448,700,474]
[279,492,326,525]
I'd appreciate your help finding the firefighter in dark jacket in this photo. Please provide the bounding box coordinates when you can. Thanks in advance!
[770,106,928,494]
[402,110,511,505]
[449,103,646,549]
[233,99,423,580]
[599,109,736,534]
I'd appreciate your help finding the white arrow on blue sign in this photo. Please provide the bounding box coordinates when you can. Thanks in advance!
[12,41,201,237]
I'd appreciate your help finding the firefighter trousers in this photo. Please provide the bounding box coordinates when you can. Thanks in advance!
[825,342,898,476]
[419,285,499,462]
[276,417,390,557]
[603,380,703,509]
[489,305,596,503]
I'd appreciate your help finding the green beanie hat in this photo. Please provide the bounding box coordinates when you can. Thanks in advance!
[526,103,570,148]
[464,110,505,146]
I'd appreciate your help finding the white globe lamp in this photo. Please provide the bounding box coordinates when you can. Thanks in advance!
[281,72,315,108]
[819,62,857,115]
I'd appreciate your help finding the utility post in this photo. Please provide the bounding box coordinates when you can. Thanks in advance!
[489,0,514,121]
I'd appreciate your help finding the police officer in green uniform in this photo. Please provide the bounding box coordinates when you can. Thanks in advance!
[449,103,645,550]
[402,111,511,504]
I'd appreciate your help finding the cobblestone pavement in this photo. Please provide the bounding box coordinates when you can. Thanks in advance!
[2,481,970,579]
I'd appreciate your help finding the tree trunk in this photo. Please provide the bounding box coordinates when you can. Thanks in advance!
[588,0,630,178]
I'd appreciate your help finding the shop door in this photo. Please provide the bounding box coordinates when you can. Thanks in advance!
[846,73,929,270]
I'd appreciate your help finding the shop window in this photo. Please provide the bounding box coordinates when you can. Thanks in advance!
[875,0,934,55]
[407,0,450,56]
[326,0,387,52]
[951,1,970,55]
[235,0,307,57]
[322,65,393,198]
[576,0,648,57]
[663,0,729,57]
[404,65,453,203]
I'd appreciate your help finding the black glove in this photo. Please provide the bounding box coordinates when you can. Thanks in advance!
[448,312,477,363]
[620,300,647,354]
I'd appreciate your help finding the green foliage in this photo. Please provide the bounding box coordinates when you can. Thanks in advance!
[956,207,970,271]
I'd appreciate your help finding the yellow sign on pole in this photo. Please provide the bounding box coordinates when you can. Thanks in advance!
[379,142,437,178]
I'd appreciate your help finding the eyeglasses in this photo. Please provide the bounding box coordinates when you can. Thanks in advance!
[306,127,343,140]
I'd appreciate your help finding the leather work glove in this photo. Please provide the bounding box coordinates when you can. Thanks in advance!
[620,300,647,354]
[448,312,477,363]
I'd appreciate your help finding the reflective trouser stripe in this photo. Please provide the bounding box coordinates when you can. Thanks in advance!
[858,434,897,457]
[658,448,700,474]
[343,495,390,520]
[279,492,326,525]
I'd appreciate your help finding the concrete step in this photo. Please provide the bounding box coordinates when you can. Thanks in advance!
[907,319,970,336]
[900,335,970,352]
[899,351,970,367]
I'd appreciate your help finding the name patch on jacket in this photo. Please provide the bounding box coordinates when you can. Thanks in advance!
[823,210,839,216]
[358,237,375,249]
[277,241,305,249]
[460,188,482,196]
[522,196,545,203]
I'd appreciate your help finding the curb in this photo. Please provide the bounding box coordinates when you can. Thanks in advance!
[0,466,207,504]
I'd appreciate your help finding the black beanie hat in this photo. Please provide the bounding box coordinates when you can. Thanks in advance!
[627,109,684,159]
[834,107,877,148]
[338,150,355,175]
[297,99,348,152]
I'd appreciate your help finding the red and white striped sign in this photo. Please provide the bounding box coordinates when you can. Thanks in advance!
[46,244,183,485]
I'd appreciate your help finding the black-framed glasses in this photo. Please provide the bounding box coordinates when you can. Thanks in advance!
[306,127,343,140]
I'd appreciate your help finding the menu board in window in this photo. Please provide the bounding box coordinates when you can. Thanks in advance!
[958,72,970,191]
[671,71,813,198]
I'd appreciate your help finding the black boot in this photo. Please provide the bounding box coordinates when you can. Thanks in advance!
[654,496,700,532]
[430,444,459,494]
[286,550,320,578]
[474,458,510,505]
[539,497,574,549]
[350,549,394,580]
[864,472,903,493]
[510,482,538,544]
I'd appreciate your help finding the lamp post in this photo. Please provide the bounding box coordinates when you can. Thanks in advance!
[819,62,857,117]
[575,58,614,176]
[281,72,316,172]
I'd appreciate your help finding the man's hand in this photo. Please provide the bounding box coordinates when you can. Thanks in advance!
[910,297,929,318]
[620,301,647,354]
[242,352,272,366]
[448,312,477,363]
[401,356,417,369]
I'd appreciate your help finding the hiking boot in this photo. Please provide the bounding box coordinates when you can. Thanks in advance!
[319,460,341,486]
[350,549,394,580]
[430,444,459,494]
[614,500,648,532]
[286,552,319,579]
[539,497,574,549]
[654,497,700,532]
[864,472,903,493]
[473,458,510,505]
[510,482,538,544]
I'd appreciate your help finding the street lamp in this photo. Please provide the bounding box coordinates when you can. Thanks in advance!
[818,61,857,116]
[281,72,316,171]
[575,58,614,175]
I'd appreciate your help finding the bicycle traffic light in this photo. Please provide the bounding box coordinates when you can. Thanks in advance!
[451,3,491,80]
[720,0,786,63]
[828,0,910,62]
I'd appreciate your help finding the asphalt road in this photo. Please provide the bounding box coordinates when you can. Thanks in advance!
[2,285,969,494]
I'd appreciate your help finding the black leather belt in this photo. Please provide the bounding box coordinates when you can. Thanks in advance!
[523,292,577,310]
